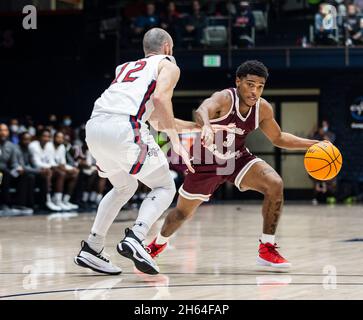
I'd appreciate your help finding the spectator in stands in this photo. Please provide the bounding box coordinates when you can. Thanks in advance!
[133,2,160,36]
[160,1,182,47]
[45,114,58,137]
[29,129,71,211]
[207,0,237,16]
[16,132,52,211]
[20,116,36,137]
[314,3,338,45]
[8,118,20,144]
[183,0,207,47]
[354,0,363,13]
[345,4,363,45]
[0,124,33,215]
[321,120,336,143]
[58,115,75,142]
[53,131,79,210]
[232,1,255,47]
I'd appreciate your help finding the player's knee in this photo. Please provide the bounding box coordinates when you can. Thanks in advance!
[56,170,66,178]
[160,175,176,201]
[265,176,284,197]
[115,179,138,196]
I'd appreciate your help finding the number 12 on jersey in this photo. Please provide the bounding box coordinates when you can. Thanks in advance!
[112,61,147,84]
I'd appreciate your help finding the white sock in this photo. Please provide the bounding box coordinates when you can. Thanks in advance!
[82,192,89,202]
[260,233,275,244]
[87,233,105,253]
[46,193,52,202]
[63,194,71,203]
[54,193,62,203]
[155,232,169,245]
[89,191,97,203]
[96,193,103,204]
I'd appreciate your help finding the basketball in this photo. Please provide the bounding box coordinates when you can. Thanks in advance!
[304,141,343,181]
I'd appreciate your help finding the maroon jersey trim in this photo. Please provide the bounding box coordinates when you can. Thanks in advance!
[209,88,235,123]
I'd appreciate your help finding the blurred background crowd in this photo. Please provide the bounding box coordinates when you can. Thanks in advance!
[0,113,355,216]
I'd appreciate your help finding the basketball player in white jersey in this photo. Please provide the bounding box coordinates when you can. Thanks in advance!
[74,28,196,275]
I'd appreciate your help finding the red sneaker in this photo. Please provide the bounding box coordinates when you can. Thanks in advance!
[257,241,291,268]
[146,238,167,258]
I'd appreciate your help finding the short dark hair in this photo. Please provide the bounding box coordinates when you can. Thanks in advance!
[38,128,51,137]
[19,131,31,139]
[236,60,269,80]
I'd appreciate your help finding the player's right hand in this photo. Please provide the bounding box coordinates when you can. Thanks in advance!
[201,125,214,147]
[172,142,195,173]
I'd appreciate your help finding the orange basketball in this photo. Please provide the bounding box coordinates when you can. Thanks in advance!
[304,142,343,181]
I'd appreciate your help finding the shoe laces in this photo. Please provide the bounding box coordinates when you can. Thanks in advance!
[259,241,282,257]
[97,249,110,263]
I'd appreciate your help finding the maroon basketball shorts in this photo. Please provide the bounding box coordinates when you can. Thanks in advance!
[179,154,264,202]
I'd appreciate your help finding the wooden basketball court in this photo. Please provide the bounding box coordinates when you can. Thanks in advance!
[0,203,362,300]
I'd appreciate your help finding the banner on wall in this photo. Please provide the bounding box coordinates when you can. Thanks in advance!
[350,96,363,129]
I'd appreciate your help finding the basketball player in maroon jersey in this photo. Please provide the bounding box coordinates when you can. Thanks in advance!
[147,60,320,268]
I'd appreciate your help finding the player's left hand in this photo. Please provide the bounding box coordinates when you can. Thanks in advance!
[172,141,195,173]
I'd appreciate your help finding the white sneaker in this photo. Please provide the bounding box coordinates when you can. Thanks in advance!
[74,241,122,275]
[117,228,160,275]
[54,200,74,211]
[46,201,62,212]
[63,200,79,210]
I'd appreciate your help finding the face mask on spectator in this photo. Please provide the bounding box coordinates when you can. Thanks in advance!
[63,119,72,126]
[10,125,19,133]
[323,126,329,132]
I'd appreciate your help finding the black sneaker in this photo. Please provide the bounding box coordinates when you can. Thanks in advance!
[117,228,160,275]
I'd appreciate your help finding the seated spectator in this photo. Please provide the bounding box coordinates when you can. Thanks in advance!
[320,120,336,143]
[183,0,207,47]
[0,123,33,215]
[8,118,20,144]
[133,2,160,36]
[312,179,337,205]
[16,132,52,211]
[212,0,237,16]
[354,0,363,13]
[29,129,74,211]
[232,1,255,47]
[160,1,182,47]
[345,4,363,45]
[58,115,75,142]
[20,115,36,137]
[53,131,79,210]
[314,3,338,45]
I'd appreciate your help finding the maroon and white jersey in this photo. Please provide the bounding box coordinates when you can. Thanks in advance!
[191,87,261,170]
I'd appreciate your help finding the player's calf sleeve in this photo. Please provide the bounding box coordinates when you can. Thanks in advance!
[133,177,176,241]
[91,181,138,240]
